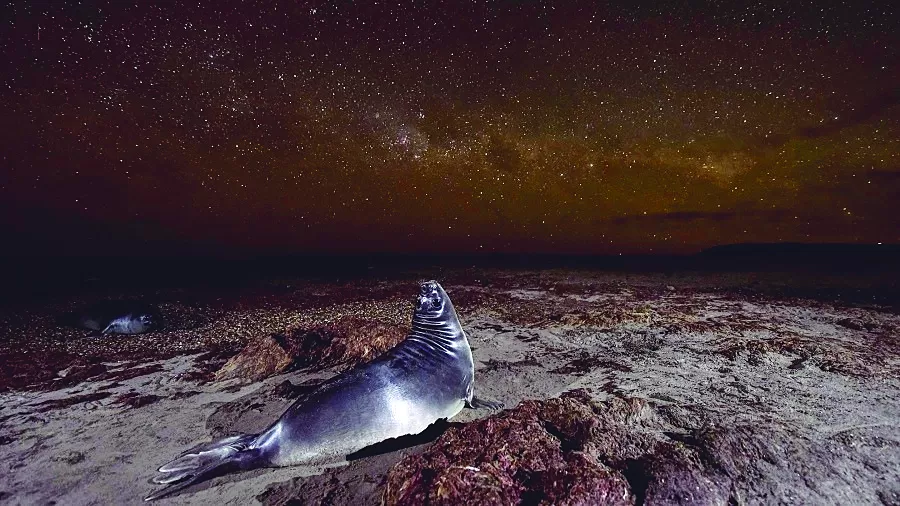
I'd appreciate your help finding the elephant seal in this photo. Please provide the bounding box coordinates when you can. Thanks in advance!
[146,280,499,501]
[61,300,160,335]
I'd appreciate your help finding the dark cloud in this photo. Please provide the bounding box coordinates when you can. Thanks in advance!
[758,88,900,147]
[799,88,900,139]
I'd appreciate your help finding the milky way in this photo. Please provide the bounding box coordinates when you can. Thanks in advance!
[1,1,898,254]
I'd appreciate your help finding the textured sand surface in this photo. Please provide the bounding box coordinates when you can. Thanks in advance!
[0,269,898,505]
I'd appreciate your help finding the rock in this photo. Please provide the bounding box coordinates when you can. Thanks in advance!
[385,389,885,506]
[666,285,676,291]
[214,318,406,383]
[214,335,298,383]
[384,391,634,506]
[289,318,406,370]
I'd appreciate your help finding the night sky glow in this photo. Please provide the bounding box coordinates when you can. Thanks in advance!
[2,1,898,254]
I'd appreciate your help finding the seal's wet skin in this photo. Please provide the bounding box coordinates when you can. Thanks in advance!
[145,280,500,501]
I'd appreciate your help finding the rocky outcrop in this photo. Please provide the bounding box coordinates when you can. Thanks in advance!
[214,334,298,382]
[384,389,899,505]
[384,390,635,506]
[214,317,406,382]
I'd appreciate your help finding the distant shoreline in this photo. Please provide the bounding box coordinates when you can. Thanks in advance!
[0,243,898,303]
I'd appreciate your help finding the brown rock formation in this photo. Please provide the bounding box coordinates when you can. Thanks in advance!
[214,317,407,382]
[384,391,634,506]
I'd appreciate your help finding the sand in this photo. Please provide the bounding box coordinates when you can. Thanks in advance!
[0,269,898,505]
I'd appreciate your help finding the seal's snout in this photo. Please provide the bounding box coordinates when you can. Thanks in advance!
[416,280,443,313]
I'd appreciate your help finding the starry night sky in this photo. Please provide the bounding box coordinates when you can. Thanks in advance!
[1,0,898,255]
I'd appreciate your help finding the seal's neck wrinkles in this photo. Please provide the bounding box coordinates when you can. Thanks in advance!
[405,283,467,355]
[411,304,461,336]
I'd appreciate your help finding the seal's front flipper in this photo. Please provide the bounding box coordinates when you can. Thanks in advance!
[466,396,503,411]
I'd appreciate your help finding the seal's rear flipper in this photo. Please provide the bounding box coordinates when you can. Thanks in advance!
[145,433,262,501]
[466,396,503,411]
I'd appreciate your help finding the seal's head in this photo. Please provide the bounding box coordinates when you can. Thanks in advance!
[412,280,464,336]
[103,310,160,334]
[415,280,448,317]
[137,312,157,329]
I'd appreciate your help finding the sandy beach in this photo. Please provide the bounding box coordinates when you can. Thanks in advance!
[1,268,898,505]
